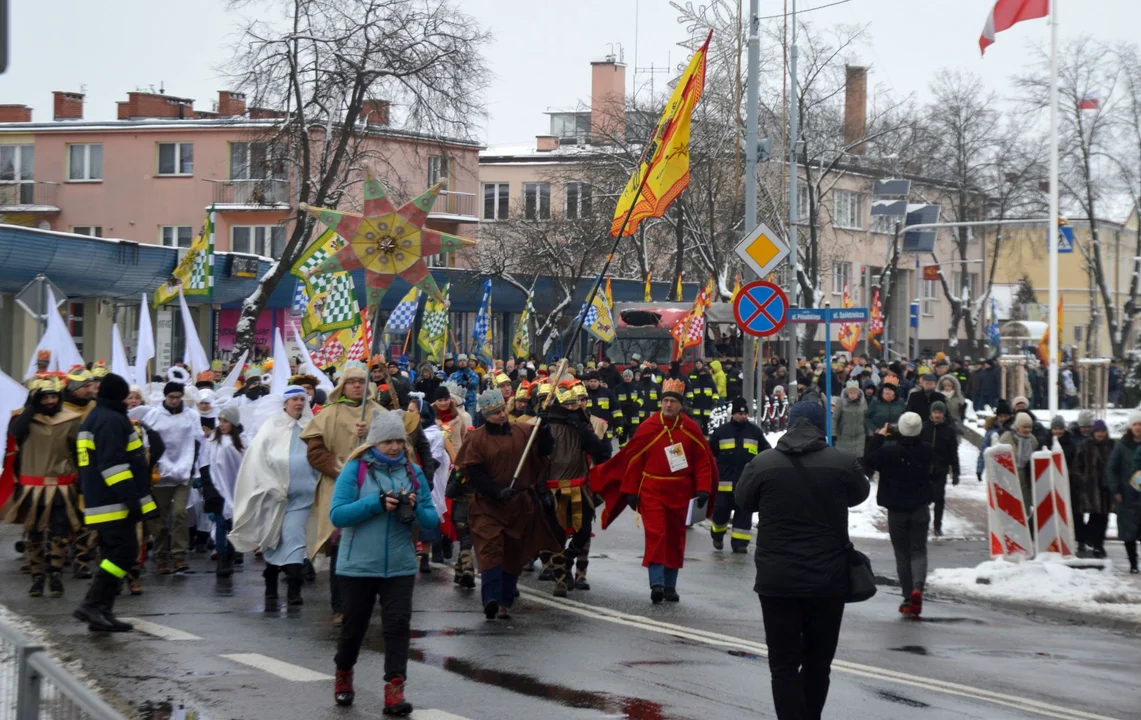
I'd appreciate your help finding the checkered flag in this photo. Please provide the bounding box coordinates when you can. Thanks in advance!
[383,287,420,335]
[418,285,449,361]
[293,230,358,335]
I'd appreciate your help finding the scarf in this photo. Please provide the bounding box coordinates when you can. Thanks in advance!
[1014,433,1036,468]
[437,406,456,424]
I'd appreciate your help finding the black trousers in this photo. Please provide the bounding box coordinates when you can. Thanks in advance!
[1085,513,1109,550]
[328,542,342,614]
[335,574,416,681]
[759,595,846,720]
[929,475,947,531]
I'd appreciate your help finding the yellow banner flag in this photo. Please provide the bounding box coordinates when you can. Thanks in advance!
[610,30,712,237]
[644,271,653,302]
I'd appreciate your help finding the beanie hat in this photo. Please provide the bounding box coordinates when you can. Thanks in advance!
[433,386,452,402]
[366,410,406,445]
[898,411,923,437]
[163,381,185,396]
[97,372,130,404]
[1012,396,1030,410]
[788,400,826,432]
[995,399,1012,416]
[1014,412,1034,429]
[283,385,308,401]
[1050,415,1067,430]
[622,369,633,381]
[845,380,860,390]
[930,400,947,415]
[219,405,242,426]
[1129,409,1141,427]
[477,389,506,417]
[1077,410,1095,428]
[731,397,748,415]
[1092,419,1108,433]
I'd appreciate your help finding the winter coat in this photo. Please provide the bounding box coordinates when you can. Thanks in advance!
[1108,433,1141,542]
[143,403,202,486]
[865,386,905,435]
[1053,430,1078,472]
[448,368,480,413]
[330,449,438,578]
[710,419,770,489]
[864,434,934,512]
[920,420,960,482]
[708,360,728,398]
[832,393,868,457]
[726,367,744,401]
[904,389,947,421]
[1072,435,1114,515]
[734,418,870,598]
[936,375,966,426]
[977,366,1000,399]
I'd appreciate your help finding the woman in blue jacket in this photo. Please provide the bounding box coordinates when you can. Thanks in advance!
[329,410,438,715]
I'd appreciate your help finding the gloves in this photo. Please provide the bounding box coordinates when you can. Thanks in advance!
[536,488,555,510]
[694,491,710,509]
[626,493,639,512]
[496,486,518,502]
[952,475,960,486]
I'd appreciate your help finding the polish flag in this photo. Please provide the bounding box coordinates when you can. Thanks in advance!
[979,0,1049,55]
[1079,91,1101,110]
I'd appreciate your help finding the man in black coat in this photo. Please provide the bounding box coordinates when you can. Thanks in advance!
[709,398,771,552]
[864,411,933,616]
[735,401,869,720]
[904,373,946,420]
[920,401,960,536]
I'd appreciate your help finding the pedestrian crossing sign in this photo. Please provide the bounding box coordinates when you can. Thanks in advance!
[1057,224,1074,254]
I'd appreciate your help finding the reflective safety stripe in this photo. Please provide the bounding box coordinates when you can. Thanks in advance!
[718,439,736,450]
[711,522,729,533]
[649,392,659,399]
[743,440,760,454]
[617,394,627,401]
[100,558,128,578]
[718,481,734,492]
[102,464,133,486]
[76,431,95,467]
[599,400,610,408]
[613,409,623,417]
[730,531,752,541]
[85,503,129,524]
[140,495,157,515]
[126,432,143,452]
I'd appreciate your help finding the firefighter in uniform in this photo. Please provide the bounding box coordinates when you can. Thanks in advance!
[62,365,102,579]
[613,370,643,446]
[73,373,158,632]
[583,371,622,443]
[3,375,83,598]
[686,360,720,437]
[637,363,661,419]
[709,398,769,552]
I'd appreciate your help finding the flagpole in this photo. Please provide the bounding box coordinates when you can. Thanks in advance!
[1047,0,1060,414]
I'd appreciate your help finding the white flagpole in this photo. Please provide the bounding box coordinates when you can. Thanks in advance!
[1047,0,1060,414]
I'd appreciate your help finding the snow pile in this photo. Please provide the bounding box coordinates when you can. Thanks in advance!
[928,557,1141,624]
[848,492,888,540]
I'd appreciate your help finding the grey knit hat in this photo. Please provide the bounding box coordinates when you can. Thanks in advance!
[1077,410,1095,428]
[218,405,242,426]
[1014,412,1034,429]
[366,410,406,445]
[1050,415,1067,430]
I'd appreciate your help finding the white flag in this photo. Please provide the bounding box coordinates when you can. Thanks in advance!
[24,287,83,379]
[134,294,155,388]
[291,321,334,392]
[177,287,211,377]
[111,323,131,380]
[271,328,291,393]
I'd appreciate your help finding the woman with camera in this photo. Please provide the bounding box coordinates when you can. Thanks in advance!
[329,410,438,714]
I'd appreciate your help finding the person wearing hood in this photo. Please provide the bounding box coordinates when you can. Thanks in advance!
[733,401,870,720]
[414,362,441,401]
[999,413,1041,524]
[936,375,966,430]
[708,360,728,398]
[865,412,933,616]
[1072,419,1114,559]
[4,375,83,599]
[865,383,905,436]
[72,373,159,632]
[300,365,384,625]
[920,401,960,537]
[709,397,770,553]
[832,381,868,459]
[1109,411,1141,573]
[328,410,437,712]
[142,381,202,575]
[1010,396,1050,447]
[976,400,1013,481]
[199,404,247,578]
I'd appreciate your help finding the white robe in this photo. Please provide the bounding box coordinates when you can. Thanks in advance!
[206,434,246,520]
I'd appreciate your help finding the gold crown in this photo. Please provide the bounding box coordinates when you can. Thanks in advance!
[662,378,686,396]
[30,375,64,395]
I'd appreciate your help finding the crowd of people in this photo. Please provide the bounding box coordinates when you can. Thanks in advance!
[5,345,1140,719]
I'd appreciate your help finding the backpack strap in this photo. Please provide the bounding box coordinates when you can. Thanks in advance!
[357,457,370,490]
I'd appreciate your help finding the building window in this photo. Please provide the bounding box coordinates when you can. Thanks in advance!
[428,156,449,186]
[796,181,810,223]
[871,214,895,234]
[71,226,102,237]
[523,182,550,220]
[951,271,979,301]
[68,144,103,181]
[565,182,592,219]
[229,142,284,180]
[831,261,851,297]
[922,278,938,316]
[482,182,509,221]
[160,225,194,248]
[0,145,34,204]
[833,189,864,230]
[232,225,285,259]
[157,142,194,176]
[68,302,84,353]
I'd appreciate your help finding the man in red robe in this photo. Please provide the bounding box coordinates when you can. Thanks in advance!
[596,377,716,603]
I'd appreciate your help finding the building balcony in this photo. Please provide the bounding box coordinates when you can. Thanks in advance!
[429,190,478,223]
[0,181,60,213]
[208,179,291,210]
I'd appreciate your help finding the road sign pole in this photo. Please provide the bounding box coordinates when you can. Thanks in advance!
[824,305,832,445]
[742,0,761,413]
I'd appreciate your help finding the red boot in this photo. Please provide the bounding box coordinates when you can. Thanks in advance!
[907,589,923,617]
[334,669,354,706]
[383,677,413,716]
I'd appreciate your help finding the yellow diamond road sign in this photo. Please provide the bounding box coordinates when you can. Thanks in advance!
[734,222,790,278]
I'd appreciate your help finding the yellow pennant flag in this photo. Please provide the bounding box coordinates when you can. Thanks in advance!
[610,30,712,237]
[732,272,742,301]
[675,272,683,301]
[644,271,653,302]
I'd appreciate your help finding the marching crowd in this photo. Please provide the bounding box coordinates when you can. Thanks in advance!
[4,346,1141,719]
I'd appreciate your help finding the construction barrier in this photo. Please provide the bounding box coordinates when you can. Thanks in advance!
[1031,440,1076,557]
[984,444,1034,560]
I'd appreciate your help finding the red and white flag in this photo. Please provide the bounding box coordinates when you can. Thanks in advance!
[1079,91,1101,110]
[979,0,1049,55]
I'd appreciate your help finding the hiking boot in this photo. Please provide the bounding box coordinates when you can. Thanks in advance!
[907,589,923,617]
[73,604,132,633]
[459,570,475,589]
[650,585,664,604]
[418,552,430,574]
[334,669,355,707]
[483,600,499,619]
[663,587,680,602]
[156,561,172,576]
[711,533,724,550]
[383,677,412,716]
[553,580,568,598]
[574,573,591,591]
[74,564,93,580]
[732,546,749,554]
[1093,547,1107,559]
[173,562,194,575]
[29,574,45,597]
[49,572,64,598]
[932,527,944,538]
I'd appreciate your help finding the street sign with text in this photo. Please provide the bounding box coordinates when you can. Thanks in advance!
[788,307,869,324]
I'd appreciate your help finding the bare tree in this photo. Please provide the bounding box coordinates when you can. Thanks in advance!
[1108,42,1141,354]
[224,0,489,356]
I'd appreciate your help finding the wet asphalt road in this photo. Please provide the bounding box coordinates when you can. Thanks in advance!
[0,519,1136,720]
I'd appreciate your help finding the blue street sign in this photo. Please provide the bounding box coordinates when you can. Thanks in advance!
[788,307,869,324]
[733,280,789,338]
[1057,224,1074,254]
[910,302,919,329]
[789,307,825,323]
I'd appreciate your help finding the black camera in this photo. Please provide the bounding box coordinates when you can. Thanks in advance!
[383,490,416,525]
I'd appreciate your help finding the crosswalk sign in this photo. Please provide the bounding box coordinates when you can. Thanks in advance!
[1057,224,1074,254]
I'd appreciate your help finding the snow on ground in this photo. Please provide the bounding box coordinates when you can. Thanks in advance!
[928,556,1141,624]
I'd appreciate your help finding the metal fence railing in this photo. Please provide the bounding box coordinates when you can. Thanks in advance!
[0,617,125,720]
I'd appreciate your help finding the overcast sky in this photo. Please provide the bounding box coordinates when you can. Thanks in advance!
[4,0,1138,146]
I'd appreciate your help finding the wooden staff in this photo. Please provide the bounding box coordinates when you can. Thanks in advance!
[507,357,567,489]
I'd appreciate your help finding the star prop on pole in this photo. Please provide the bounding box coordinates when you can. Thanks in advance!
[299,175,477,308]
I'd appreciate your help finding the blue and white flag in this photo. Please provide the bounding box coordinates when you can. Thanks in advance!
[987,297,1001,358]
[383,286,421,335]
[471,279,493,367]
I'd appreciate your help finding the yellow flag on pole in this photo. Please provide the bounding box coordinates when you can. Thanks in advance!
[644,271,653,302]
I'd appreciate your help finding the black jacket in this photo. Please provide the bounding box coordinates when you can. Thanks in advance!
[735,419,870,598]
[710,419,770,488]
[920,420,960,480]
[77,398,158,525]
[585,385,622,439]
[686,371,720,419]
[904,388,947,420]
[864,434,934,512]
[612,381,644,430]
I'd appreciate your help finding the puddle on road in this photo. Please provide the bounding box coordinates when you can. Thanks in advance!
[408,647,684,719]
[409,628,472,639]
[889,645,930,656]
[913,616,987,625]
[874,689,931,708]
[136,699,212,719]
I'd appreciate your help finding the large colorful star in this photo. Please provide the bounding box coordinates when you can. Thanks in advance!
[298,175,476,308]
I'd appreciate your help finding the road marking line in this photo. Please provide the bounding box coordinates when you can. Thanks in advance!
[220,653,333,682]
[412,711,473,720]
[117,618,201,641]
[517,588,1118,720]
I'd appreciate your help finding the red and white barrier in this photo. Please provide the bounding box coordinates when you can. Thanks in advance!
[984,445,1034,560]
[1031,440,1076,557]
